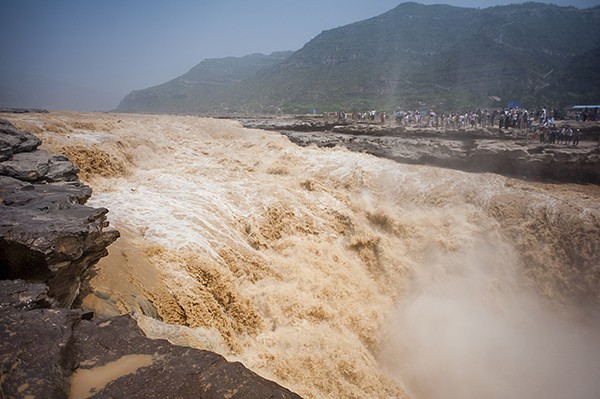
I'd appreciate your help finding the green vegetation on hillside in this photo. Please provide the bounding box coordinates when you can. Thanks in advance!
[117,2,600,115]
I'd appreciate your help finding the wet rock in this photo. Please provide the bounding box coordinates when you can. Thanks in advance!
[0,149,79,182]
[0,279,53,309]
[46,154,80,182]
[0,176,119,306]
[0,280,78,399]
[0,283,302,399]
[0,118,42,160]
[72,315,302,399]
[0,176,92,208]
[240,115,337,132]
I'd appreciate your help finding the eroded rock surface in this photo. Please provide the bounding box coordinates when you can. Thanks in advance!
[0,118,120,307]
[241,116,600,184]
[72,315,302,399]
[281,129,600,184]
[0,280,79,398]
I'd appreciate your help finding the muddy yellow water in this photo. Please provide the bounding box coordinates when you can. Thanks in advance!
[4,111,600,399]
[70,354,153,398]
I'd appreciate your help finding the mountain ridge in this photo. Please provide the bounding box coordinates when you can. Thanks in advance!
[117,2,600,114]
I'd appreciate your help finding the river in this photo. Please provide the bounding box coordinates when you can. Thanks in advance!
[4,111,600,399]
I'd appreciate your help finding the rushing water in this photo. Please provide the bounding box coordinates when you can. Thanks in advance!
[6,112,600,399]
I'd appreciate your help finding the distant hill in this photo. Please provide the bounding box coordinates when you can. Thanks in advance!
[117,51,293,114]
[117,2,600,114]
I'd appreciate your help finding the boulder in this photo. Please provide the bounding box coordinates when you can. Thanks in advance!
[0,150,79,182]
[0,118,42,160]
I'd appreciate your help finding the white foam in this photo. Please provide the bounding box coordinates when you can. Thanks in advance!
[26,112,600,399]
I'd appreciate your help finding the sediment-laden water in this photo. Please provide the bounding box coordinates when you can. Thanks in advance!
[5,112,600,399]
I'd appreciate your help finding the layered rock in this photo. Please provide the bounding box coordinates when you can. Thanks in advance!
[243,116,600,184]
[0,118,42,161]
[0,119,303,399]
[284,131,600,183]
[0,118,119,307]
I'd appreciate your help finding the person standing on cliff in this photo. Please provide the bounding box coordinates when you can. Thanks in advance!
[430,110,437,128]
[573,129,581,147]
[540,107,547,126]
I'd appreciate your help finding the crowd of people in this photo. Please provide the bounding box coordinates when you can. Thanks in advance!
[573,107,600,122]
[327,106,599,128]
[323,106,598,147]
[530,125,582,146]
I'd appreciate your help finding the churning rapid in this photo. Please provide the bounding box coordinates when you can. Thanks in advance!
[8,112,600,399]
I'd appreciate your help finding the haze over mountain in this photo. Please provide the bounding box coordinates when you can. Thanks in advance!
[117,2,600,114]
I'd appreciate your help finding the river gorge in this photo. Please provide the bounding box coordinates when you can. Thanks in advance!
[2,111,600,399]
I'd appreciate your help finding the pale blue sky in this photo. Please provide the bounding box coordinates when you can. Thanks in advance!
[0,0,598,111]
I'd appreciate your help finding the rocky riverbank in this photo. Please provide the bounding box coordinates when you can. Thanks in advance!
[240,115,600,184]
[0,118,302,399]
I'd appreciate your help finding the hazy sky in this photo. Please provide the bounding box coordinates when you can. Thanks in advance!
[1,0,598,111]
